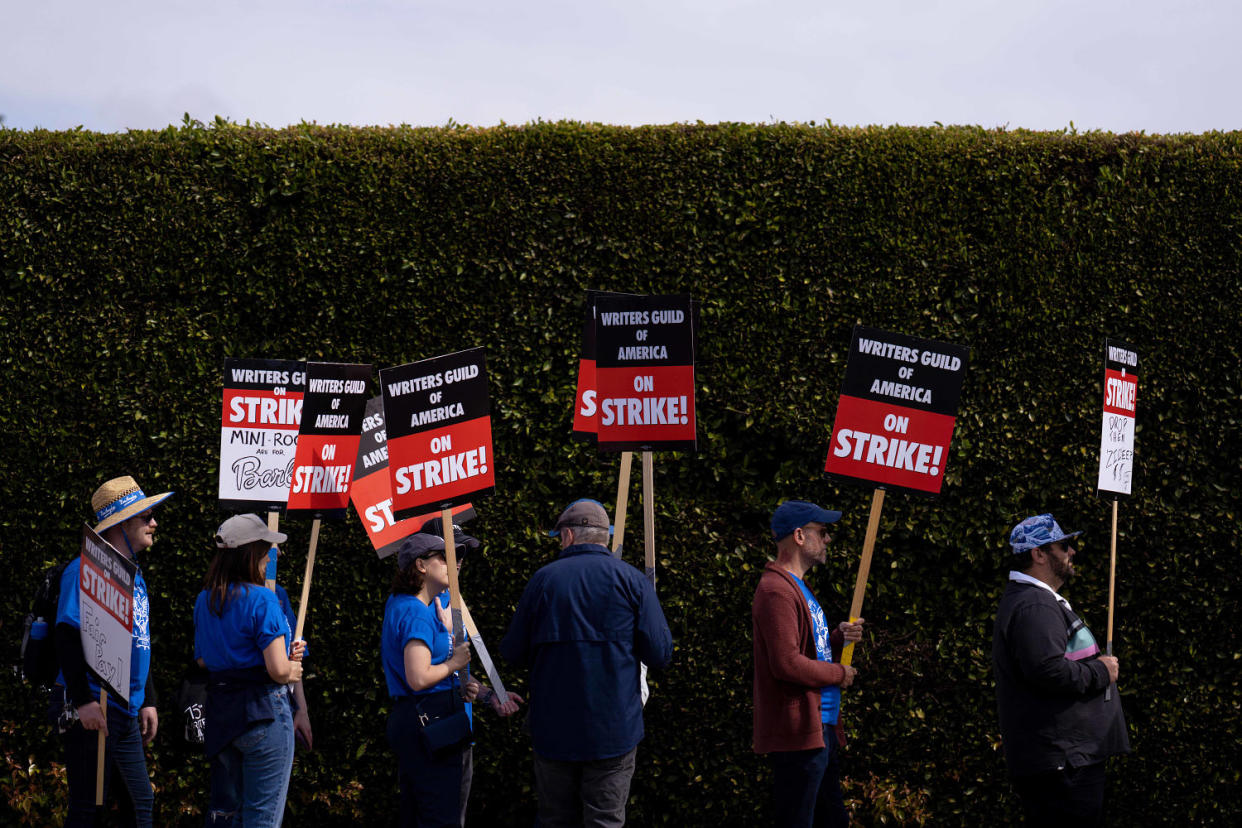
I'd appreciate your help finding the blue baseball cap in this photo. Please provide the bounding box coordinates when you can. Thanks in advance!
[1009,513,1083,554]
[771,500,842,541]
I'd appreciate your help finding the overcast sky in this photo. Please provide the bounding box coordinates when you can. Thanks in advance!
[3,0,1239,134]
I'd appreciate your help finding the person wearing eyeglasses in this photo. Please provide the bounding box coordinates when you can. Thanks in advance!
[752,500,864,828]
[993,514,1129,826]
[51,475,173,827]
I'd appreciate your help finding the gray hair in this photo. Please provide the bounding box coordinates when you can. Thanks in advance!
[571,526,611,546]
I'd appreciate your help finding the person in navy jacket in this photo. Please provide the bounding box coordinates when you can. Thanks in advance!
[501,498,672,828]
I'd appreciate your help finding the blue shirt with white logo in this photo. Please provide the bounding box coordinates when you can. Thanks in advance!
[791,573,841,726]
[55,557,151,716]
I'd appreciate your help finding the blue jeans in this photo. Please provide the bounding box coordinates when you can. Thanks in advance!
[58,696,154,828]
[207,686,294,827]
[769,724,848,828]
[532,747,637,828]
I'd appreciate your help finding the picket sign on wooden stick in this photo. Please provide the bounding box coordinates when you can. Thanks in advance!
[293,517,321,642]
[264,511,280,592]
[460,600,509,705]
[611,451,634,554]
[95,689,108,804]
[1105,498,1119,701]
[840,488,886,667]
[642,451,656,585]
[442,507,467,644]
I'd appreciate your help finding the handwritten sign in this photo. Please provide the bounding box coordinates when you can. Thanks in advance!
[1096,340,1139,497]
[79,526,136,701]
[218,358,306,511]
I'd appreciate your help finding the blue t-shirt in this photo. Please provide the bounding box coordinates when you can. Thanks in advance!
[194,584,290,672]
[55,557,151,716]
[381,592,456,698]
[791,574,841,726]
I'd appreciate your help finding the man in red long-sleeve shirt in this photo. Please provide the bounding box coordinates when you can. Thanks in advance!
[752,500,864,828]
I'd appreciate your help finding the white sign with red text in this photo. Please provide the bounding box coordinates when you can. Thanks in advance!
[1096,340,1139,497]
[79,526,136,702]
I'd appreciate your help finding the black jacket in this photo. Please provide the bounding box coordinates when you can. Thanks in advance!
[992,579,1130,776]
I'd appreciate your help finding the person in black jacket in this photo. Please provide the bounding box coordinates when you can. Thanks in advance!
[992,513,1130,827]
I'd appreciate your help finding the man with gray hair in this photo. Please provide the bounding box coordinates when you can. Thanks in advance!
[501,498,672,827]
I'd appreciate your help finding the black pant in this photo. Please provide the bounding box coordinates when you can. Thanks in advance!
[1011,761,1106,827]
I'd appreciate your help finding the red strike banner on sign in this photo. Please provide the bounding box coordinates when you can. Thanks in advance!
[825,396,957,492]
[81,557,132,628]
[390,416,493,505]
[823,327,969,498]
[1103,369,1137,417]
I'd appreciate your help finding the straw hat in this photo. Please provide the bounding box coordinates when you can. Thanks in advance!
[92,475,174,533]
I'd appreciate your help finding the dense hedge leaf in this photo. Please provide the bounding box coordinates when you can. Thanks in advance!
[1,122,1239,825]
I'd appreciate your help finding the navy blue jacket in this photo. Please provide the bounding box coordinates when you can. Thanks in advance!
[500,543,672,761]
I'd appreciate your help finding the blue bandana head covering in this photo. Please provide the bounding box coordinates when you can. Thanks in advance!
[1009,513,1082,554]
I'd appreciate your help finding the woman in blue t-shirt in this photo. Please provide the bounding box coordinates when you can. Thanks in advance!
[382,530,521,828]
[194,514,305,828]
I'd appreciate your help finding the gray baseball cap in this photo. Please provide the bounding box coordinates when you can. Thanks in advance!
[215,514,287,549]
[547,499,613,537]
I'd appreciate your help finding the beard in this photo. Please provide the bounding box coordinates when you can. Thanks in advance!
[1049,554,1074,584]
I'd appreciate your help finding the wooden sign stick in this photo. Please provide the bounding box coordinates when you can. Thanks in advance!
[264,510,280,592]
[95,688,108,805]
[612,451,633,554]
[840,488,886,667]
[442,507,466,644]
[1106,498,1119,700]
[642,451,656,584]
[293,517,321,642]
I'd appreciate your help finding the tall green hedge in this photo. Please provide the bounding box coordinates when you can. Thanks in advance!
[1,122,1239,826]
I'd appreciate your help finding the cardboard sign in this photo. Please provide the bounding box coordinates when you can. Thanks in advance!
[572,294,602,441]
[381,348,495,520]
[1096,340,1139,497]
[285,362,373,518]
[593,294,697,452]
[218,358,306,511]
[823,327,969,497]
[79,526,136,702]
[349,397,476,557]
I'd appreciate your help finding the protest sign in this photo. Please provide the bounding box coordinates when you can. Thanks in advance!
[592,294,697,452]
[218,358,306,512]
[285,362,373,519]
[1096,340,1139,497]
[1094,339,1139,699]
[350,396,476,558]
[381,348,495,521]
[822,327,970,666]
[78,525,136,702]
[823,327,970,497]
[572,293,602,442]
